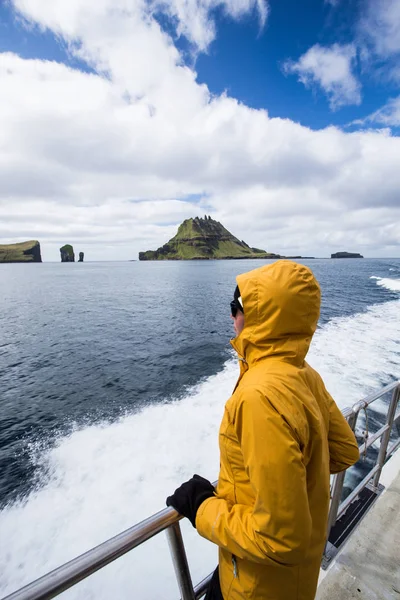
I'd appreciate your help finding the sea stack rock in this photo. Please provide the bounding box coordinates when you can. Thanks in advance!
[0,240,42,263]
[331,252,364,259]
[60,244,75,262]
[78,252,84,262]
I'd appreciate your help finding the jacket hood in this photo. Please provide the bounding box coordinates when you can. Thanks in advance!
[231,260,321,367]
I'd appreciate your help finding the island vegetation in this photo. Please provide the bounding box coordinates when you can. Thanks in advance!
[0,240,42,263]
[60,244,75,262]
[139,216,281,260]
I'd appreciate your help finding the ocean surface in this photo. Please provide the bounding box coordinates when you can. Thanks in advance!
[0,258,399,599]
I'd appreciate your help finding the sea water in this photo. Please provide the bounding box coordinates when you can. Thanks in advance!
[0,258,399,598]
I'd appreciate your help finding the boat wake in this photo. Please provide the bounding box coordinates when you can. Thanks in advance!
[370,275,400,292]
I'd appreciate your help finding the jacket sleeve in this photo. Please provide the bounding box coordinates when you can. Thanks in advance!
[196,389,312,566]
[327,393,360,474]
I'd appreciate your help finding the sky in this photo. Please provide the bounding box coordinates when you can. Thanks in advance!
[0,0,399,260]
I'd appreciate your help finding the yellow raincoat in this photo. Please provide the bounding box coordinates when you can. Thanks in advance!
[196,260,359,600]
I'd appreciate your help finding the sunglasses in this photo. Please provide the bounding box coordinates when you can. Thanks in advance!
[230,299,243,318]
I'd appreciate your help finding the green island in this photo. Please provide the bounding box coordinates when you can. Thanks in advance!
[139,216,281,260]
[0,240,42,263]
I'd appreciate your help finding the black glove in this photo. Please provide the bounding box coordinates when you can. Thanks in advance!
[166,474,215,527]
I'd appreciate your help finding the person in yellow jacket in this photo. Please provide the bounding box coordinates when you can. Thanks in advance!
[167,260,360,600]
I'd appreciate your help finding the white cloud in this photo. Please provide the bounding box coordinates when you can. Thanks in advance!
[151,0,269,52]
[359,0,400,62]
[13,0,268,55]
[0,1,399,260]
[284,43,361,110]
[285,1,400,119]
[352,96,400,127]
[357,0,400,84]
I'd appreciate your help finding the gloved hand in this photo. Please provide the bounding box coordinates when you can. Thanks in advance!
[166,474,215,527]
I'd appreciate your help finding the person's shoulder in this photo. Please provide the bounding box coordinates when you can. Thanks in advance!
[303,361,331,399]
[231,368,312,441]
[225,380,263,418]
[303,360,323,382]
[229,379,284,417]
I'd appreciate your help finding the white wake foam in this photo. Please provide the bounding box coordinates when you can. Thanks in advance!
[308,300,400,408]
[0,299,399,599]
[370,275,400,292]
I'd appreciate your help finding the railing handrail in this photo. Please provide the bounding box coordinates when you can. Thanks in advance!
[340,380,400,420]
[1,381,400,600]
[350,380,400,413]
[1,506,183,600]
[326,380,400,542]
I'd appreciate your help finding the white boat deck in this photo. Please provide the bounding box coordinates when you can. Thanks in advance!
[316,450,400,600]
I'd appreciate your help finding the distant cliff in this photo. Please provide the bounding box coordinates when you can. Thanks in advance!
[139,216,280,261]
[60,244,75,262]
[0,240,42,263]
[331,252,364,259]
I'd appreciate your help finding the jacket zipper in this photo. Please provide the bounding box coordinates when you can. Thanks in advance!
[232,356,248,393]
[231,555,238,578]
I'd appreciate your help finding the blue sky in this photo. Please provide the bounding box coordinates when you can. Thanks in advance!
[0,0,399,258]
[197,0,363,128]
[0,4,92,72]
[1,0,397,130]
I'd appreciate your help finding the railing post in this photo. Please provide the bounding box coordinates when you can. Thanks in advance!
[325,410,358,540]
[372,384,400,488]
[166,522,196,600]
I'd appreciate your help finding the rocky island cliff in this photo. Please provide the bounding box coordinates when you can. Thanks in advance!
[60,244,75,262]
[331,252,364,259]
[0,240,42,263]
[139,216,280,261]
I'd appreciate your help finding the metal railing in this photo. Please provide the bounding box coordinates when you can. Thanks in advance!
[1,381,399,600]
[325,380,400,538]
